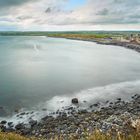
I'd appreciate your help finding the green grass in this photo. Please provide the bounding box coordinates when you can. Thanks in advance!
[1,131,140,140]
[57,132,140,140]
[0,31,139,37]
[47,33,113,39]
[0,132,35,140]
[88,130,140,140]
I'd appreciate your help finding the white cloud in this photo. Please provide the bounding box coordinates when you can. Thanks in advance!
[0,0,140,30]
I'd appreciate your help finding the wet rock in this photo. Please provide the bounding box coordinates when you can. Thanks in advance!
[72,98,79,104]
[15,109,20,113]
[1,120,7,124]
[0,106,4,110]
[117,98,122,101]
[29,120,37,127]
[15,123,25,130]
[16,114,20,117]
[20,112,26,116]
[5,127,15,132]
[8,122,13,127]
[90,105,94,108]
[67,107,74,110]
[132,94,140,101]
[21,129,31,135]
[109,102,113,105]
[0,125,7,132]
[42,108,47,111]
[79,110,88,114]
[93,103,99,107]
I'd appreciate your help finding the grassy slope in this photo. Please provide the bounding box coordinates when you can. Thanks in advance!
[0,133,35,140]
[1,131,140,140]
[47,33,112,39]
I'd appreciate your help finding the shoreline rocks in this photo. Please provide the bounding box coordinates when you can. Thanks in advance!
[1,94,140,139]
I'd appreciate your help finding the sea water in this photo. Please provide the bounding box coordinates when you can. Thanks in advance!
[0,36,140,123]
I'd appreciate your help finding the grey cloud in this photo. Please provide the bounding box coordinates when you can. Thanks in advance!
[114,0,140,6]
[114,0,123,3]
[0,0,33,8]
[45,8,52,13]
[45,6,72,14]
[130,15,140,19]
[45,7,61,14]
[17,16,32,20]
[0,17,14,22]
[96,8,109,16]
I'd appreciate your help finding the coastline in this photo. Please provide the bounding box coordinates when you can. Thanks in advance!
[47,36,140,53]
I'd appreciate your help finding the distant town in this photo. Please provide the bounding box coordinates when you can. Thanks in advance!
[113,33,140,44]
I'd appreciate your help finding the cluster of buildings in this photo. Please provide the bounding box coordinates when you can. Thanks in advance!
[129,34,140,44]
[113,33,140,44]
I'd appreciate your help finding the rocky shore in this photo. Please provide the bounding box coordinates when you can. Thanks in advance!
[97,40,140,53]
[0,94,140,139]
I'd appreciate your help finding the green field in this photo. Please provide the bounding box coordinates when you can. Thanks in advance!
[0,31,139,37]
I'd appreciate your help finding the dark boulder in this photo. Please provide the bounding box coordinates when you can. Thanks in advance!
[21,129,31,135]
[29,120,37,127]
[79,109,88,114]
[19,112,26,116]
[7,122,13,127]
[0,125,6,132]
[1,120,7,124]
[15,123,25,130]
[71,98,79,104]
[117,98,121,101]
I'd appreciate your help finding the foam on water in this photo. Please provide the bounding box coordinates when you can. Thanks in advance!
[0,80,140,126]
[44,80,140,111]
[33,44,40,54]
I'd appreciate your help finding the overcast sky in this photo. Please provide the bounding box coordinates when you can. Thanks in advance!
[0,0,140,31]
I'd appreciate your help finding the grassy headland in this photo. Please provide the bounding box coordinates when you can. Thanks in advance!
[47,31,140,52]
